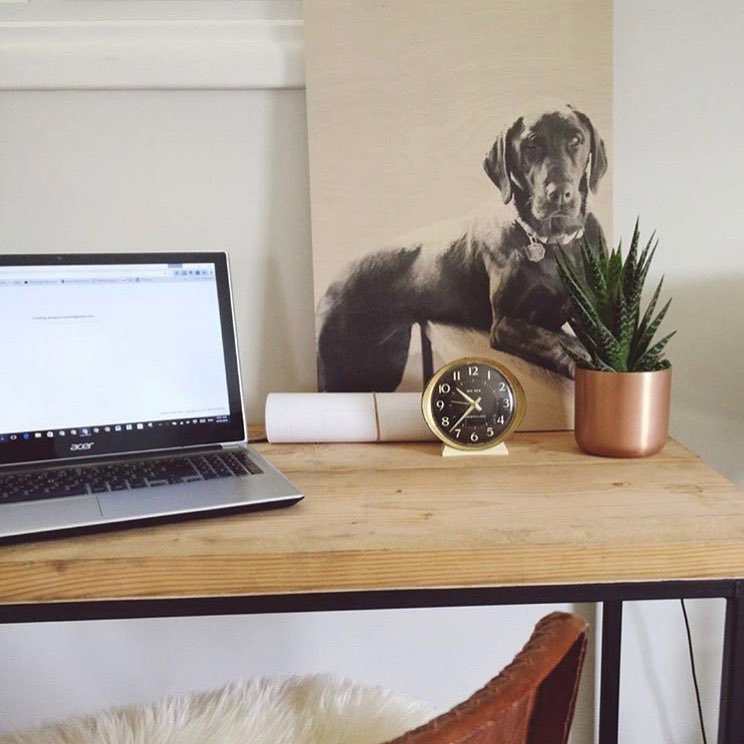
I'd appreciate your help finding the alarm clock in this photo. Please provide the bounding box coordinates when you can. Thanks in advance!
[421,357,526,451]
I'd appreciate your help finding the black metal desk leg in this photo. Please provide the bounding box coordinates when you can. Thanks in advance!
[718,581,744,744]
[599,600,623,744]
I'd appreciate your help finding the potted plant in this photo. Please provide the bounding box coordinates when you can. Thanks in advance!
[556,220,675,457]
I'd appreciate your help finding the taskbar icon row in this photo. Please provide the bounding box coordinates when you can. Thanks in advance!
[0,416,230,444]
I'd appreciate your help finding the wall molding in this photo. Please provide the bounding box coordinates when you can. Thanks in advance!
[0,19,305,90]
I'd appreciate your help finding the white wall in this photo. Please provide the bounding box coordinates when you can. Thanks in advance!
[613,2,744,741]
[615,0,744,488]
[1,1,743,741]
[0,88,316,425]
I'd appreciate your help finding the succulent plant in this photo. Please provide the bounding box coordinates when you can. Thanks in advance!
[556,219,675,372]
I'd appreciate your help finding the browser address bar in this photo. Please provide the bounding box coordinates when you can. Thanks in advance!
[0,267,173,278]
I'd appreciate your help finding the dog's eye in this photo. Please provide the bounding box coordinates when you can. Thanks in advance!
[569,134,583,148]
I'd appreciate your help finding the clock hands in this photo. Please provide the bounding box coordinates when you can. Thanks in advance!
[422,359,526,450]
[450,396,482,432]
[456,387,483,412]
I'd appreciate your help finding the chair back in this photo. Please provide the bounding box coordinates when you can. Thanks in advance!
[387,611,588,744]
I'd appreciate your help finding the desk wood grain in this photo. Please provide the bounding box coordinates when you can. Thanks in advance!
[1,433,743,604]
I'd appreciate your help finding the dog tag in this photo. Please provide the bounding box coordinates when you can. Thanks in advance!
[525,241,546,262]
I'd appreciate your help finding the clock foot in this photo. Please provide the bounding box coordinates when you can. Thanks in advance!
[441,443,509,458]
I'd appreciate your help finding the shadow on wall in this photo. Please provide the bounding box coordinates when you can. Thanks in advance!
[666,275,744,486]
[246,91,316,426]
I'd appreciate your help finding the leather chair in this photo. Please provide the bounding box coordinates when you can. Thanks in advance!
[388,611,589,744]
[0,612,588,744]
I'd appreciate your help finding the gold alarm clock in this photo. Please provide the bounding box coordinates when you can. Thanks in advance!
[421,357,526,451]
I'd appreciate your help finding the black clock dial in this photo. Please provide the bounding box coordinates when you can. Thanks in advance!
[425,361,520,448]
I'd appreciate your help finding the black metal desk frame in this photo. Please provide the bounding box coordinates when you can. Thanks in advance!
[2,578,742,744]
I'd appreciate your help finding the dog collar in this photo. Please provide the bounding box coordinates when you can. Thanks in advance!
[516,216,584,262]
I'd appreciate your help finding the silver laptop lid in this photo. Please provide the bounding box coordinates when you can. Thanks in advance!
[0,253,247,469]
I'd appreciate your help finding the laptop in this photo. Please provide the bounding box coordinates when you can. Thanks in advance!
[0,252,303,542]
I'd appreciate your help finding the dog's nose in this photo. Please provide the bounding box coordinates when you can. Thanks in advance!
[546,183,574,207]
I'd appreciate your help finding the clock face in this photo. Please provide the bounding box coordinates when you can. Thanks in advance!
[422,358,525,450]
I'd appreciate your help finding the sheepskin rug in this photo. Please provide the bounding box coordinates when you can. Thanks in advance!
[0,675,435,744]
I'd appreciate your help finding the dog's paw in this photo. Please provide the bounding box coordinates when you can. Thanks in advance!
[488,327,499,350]
[563,356,577,380]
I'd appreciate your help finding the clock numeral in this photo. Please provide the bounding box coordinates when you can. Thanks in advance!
[427,363,520,449]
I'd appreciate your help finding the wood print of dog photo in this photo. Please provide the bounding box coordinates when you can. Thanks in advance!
[304,0,612,429]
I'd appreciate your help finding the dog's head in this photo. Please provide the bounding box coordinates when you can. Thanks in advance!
[484,105,607,241]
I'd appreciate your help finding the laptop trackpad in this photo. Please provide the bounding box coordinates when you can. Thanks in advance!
[3,496,102,535]
[97,481,237,520]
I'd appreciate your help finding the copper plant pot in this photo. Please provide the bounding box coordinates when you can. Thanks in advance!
[574,367,672,457]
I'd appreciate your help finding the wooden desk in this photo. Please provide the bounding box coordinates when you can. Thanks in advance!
[1,433,743,743]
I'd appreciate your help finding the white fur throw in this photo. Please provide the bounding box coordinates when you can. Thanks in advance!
[0,675,435,744]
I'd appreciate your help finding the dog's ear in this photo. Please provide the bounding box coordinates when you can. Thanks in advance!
[484,119,521,203]
[570,107,608,193]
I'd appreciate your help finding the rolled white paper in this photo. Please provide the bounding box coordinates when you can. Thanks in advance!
[375,393,434,441]
[265,392,436,443]
[265,393,377,443]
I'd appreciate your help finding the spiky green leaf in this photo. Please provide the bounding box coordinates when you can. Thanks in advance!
[622,218,641,300]
[557,220,674,372]
[556,249,593,299]
[606,248,624,311]
[569,322,600,359]
[581,238,608,301]
[632,278,665,354]
[617,292,635,359]
[560,339,592,367]
[595,230,609,274]
[556,258,622,366]
[593,357,617,372]
[631,297,672,366]
[637,235,658,280]
[556,254,600,322]
[633,331,676,371]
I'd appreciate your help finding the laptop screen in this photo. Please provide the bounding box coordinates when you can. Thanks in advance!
[0,253,246,467]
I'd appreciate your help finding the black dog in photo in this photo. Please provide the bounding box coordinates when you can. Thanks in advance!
[317,105,608,392]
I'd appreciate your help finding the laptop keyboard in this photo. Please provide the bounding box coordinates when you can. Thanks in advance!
[0,451,262,505]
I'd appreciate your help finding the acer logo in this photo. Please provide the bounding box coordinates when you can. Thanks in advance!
[70,442,95,451]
